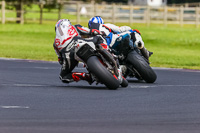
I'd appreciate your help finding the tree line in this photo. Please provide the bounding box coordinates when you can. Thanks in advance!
[4,0,200,4]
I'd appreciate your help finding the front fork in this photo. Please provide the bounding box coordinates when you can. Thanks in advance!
[117,66,124,84]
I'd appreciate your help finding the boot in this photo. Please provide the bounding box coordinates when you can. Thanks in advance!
[140,47,153,61]
[59,73,74,83]
[72,72,93,85]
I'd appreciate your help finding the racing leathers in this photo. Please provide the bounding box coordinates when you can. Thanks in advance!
[53,23,103,84]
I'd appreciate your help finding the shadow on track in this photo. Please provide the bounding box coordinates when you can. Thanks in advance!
[1,83,109,90]
[56,85,109,90]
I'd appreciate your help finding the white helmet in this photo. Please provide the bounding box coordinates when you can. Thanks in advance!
[55,19,71,31]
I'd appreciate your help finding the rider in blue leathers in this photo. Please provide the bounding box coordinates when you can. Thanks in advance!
[87,16,153,61]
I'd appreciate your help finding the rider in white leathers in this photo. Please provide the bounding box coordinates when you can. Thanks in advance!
[53,19,105,84]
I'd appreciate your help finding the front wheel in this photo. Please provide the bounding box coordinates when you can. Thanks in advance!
[126,51,157,83]
[121,77,128,87]
[87,56,120,90]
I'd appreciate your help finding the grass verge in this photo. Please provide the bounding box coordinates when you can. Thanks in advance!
[0,23,200,70]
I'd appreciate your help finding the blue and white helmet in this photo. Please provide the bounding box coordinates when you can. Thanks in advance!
[88,16,104,28]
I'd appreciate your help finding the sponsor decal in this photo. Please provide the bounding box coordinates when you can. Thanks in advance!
[68,25,78,37]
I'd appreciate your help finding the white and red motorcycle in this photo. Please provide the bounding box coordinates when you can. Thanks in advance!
[74,37,128,90]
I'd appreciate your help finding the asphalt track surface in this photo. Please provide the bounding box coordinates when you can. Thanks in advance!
[0,58,200,133]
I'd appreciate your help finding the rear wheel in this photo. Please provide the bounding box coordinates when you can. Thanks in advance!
[126,51,157,83]
[87,56,120,90]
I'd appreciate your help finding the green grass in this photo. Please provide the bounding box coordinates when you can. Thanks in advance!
[0,22,200,70]
[0,24,56,61]
[137,24,200,69]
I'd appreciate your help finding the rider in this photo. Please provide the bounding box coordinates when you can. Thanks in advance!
[87,16,152,61]
[53,19,104,84]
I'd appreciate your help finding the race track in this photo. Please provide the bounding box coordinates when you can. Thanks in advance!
[0,58,200,133]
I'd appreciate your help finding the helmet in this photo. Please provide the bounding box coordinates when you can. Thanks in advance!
[88,16,104,28]
[55,19,71,32]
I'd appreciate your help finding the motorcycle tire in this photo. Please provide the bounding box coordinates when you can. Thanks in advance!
[87,56,120,90]
[121,77,128,87]
[126,51,157,83]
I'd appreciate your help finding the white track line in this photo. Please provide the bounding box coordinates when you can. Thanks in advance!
[0,106,30,109]
[1,83,48,87]
[0,57,57,63]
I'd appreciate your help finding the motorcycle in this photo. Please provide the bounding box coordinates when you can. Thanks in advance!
[74,37,128,90]
[110,33,157,83]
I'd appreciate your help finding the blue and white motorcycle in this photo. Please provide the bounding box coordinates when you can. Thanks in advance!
[106,31,157,83]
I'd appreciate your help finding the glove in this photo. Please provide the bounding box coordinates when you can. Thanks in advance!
[90,29,101,36]
[58,57,63,65]
[100,43,108,50]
